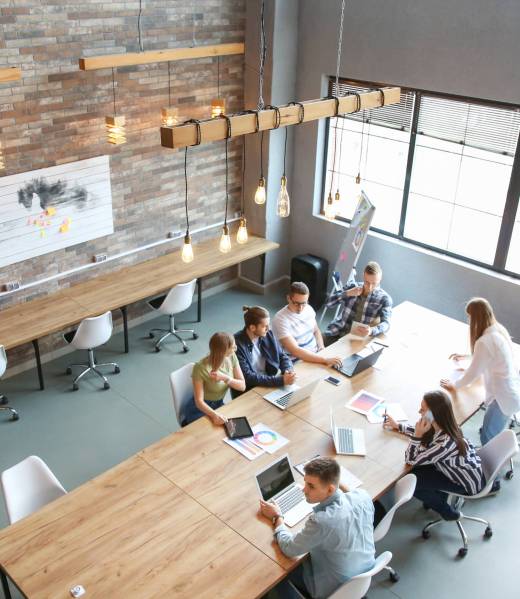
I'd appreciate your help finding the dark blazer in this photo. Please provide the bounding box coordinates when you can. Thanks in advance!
[234,328,293,392]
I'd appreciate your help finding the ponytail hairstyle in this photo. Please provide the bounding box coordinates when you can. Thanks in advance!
[208,332,235,371]
[242,305,269,329]
[421,390,467,457]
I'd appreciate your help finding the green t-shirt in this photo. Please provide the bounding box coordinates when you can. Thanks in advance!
[191,353,239,402]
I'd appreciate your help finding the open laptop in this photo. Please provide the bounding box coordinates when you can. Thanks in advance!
[256,454,313,527]
[330,410,366,456]
[334,343,385,378]
[263,379,320,410]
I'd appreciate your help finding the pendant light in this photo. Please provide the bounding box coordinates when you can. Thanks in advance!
[237,136,248,244]
[277,126,290,217]
[210,56,225,119]
[254,0,267,205]
[254,128,266,205]
[219,115,232,253]
[0,141,5,170]
[105,68,126,144]
[181,146,194,263]
[161,62,179,127]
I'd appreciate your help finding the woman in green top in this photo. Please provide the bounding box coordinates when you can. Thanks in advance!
[184,332,246,426]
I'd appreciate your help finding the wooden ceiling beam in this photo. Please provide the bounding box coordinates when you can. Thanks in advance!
[0,67,21,83]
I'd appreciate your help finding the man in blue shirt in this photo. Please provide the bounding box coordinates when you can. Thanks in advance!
[260,457,375,599]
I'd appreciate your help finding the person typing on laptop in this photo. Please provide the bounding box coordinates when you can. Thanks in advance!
[234,306,295,395]
[323,261,392,346]
[272,281,343,368]
[259,457,375,599]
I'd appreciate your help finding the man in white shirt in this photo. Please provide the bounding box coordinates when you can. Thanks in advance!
[272,282,342,368]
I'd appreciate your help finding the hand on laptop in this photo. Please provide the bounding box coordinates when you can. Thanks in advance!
[324,356,343,368]
[283,371,296,386]
[259,499,281,520]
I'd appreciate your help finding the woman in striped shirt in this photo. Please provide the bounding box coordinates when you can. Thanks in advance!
[384,389,485,520]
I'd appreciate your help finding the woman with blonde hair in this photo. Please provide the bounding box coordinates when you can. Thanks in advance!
[441,297,520,453]
[183,332,245,426]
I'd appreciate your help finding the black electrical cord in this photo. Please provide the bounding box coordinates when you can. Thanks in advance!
[184,146,190,234]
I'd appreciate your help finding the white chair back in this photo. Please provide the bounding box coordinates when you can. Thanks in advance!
[159,279,197,315]
[374,474,417,542]
[71,311,113,350]
[1,455,66,524]
[0,345,6,378]
[329,551,393,599]
[170,363,195,426]
[478,429,519,486]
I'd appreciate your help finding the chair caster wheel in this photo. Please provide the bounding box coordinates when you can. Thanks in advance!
[182,346,189,353]
[114,366,120,374]
[66,367,72,375]
[149,332,155,339]
[155,347,161,353]
[484,526,493,538]
[422,529,430,540]
[11,411,19,421]
[458,547,468,558]
[72,384,79,391]
[0,396,8,405]
[103,382,110,390]
[389,571,400,583]
[505,470,514,480]
[193,333,199,339]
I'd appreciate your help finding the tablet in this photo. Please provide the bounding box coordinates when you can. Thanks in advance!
[224,417,254,440]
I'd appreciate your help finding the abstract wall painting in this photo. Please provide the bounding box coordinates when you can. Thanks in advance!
[0,155,114,268]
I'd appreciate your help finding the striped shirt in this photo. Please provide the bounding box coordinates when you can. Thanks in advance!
[399,425,485,496]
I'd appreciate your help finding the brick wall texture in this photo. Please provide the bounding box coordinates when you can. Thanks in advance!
[0,0,246,368]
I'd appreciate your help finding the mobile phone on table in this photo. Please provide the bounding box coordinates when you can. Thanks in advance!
[325,376,341,386]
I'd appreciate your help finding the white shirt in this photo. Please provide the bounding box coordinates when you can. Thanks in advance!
[272,304,318,359]
[454,324,520,416]
[251,338,266,374]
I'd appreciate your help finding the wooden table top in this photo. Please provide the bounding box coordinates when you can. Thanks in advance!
[0,456,284,599]
[0,235,278,349]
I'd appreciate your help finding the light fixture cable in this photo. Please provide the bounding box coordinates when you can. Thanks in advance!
[137,0,144,52]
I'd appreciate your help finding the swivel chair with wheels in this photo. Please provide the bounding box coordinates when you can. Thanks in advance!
[170,363,195,427]
[505,412,520,480]
[64,311,120,391]
[0,345,19,421]
[148,279,198,353]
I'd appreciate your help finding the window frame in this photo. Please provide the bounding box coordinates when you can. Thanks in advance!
[322,77,520,279]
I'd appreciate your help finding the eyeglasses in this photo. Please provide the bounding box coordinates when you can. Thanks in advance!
[290,299,308,307]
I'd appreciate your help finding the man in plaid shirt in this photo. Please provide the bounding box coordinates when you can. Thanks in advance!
[323,261,392,345]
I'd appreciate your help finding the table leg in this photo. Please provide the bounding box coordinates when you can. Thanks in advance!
[32,339,44,390]
[120,306,129,353]
[1,570,12,599]
[260,254,266,286]
[197,278,202,323]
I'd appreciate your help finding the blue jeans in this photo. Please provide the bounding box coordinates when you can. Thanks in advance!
[412,465,467,520]
[480,400,509,446]
[182,398,224,426]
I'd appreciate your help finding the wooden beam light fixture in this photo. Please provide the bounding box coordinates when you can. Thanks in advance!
[160,87,401,150]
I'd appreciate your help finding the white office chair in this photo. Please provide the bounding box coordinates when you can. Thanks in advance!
[0,345,19,421]
[1,455,66,524]
[170,363,195,427]
[422,429,519,557]
[288,551,393,599]
[505,411,520,480]
[373,473,416,582]
[64,311,120,391]
[148,279,198,353]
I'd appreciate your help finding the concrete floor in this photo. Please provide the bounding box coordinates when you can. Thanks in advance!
[0,286,517,599]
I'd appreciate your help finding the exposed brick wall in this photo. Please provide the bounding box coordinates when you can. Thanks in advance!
[0,0,246,369]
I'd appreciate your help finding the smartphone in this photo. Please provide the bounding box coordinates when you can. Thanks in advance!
[424,409,434,423]
[325,376,341,386]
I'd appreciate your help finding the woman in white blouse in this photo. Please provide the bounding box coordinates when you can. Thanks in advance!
[441,298,520,448]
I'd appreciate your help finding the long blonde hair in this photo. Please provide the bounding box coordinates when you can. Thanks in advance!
[208,332,235,371]
[466,297,510,352]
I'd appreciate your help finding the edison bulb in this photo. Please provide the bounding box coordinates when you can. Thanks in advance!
[181,233,194,263]
[354,172,362,198]
[334,189,341,203]
[219,224,232,253]
[254,177,266,205]
[324,192,336,220]
[237,217,248,244]
[277,175,290,217]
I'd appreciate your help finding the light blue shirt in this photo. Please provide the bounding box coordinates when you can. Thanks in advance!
[275,489,375,599]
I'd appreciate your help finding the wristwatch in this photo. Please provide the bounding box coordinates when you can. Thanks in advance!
[273,514,283,525]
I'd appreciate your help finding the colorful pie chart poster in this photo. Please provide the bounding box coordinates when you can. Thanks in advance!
[251,423,289,454]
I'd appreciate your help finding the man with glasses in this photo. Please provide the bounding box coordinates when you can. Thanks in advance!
[272,282,343,367]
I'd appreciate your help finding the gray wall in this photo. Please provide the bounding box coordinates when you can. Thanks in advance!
[285,0,520,338]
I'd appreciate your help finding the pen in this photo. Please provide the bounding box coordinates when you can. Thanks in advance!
[383,408,387,423]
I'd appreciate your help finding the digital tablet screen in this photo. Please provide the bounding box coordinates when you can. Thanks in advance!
[225,417,254,439]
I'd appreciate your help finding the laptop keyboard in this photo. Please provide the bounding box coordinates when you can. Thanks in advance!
[277,486,305,514]
[275,392,293,407]
[338,427,355,453]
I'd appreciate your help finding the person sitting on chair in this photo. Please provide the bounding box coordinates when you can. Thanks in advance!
[384,389,485,521]
[259,457,375,599]
[234,306,295,394]
[323,261,392,346]
[184,332,245,426]
[272,281,342,368]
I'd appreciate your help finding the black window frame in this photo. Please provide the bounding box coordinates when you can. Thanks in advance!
[322,77,520,279]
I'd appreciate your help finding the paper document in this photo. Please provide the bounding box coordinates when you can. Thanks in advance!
[366,402,408,424]
[250,423,289,454]
[223,436,265,460]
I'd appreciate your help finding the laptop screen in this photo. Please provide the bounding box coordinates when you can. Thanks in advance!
[257,456,295,501]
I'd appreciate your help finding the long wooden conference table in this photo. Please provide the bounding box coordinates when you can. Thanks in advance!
[0,301,486,598]
[0,235,278,390]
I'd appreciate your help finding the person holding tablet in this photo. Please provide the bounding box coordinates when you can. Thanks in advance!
[384,390,485,521]
[184,332,245,426]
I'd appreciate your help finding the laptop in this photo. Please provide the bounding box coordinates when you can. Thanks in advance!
[330,410,366,456]
[334,343,385,378]
[255,454,313,527]
[263,379,320,410]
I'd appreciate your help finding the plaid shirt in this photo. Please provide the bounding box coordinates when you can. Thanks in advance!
[325,281,392,337]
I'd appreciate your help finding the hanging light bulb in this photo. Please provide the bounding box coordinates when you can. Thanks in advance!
[210,57,226,118]
[254,177,266,205]
[105,115,126,145]
[334,189,341,203]
[277,175,290,217]
[0,141,5,170]
[161,107,178,127]
[324,191,336,220]
[181,232,194,263]
[219,224,232,253]
[237,217,248,244]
